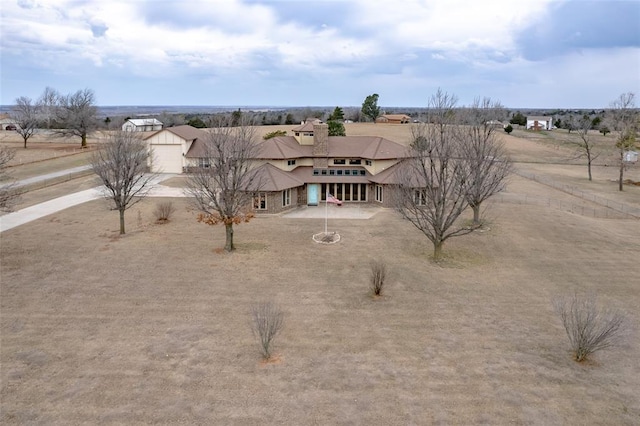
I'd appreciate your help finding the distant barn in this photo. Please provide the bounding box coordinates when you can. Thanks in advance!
[122,118,163,132]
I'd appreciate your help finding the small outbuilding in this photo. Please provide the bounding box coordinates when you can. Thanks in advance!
[122,118,163,132]
[486,120,506,129]
[0,114,17,130]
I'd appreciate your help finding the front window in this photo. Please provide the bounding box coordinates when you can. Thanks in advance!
[333,159,346,165]
[287,160,296,166]
[198,158,210,168]
[349,159,361,165]
[254,193,267,210]
[414,189,427,206]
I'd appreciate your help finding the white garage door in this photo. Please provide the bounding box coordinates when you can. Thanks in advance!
[150,144,183,173]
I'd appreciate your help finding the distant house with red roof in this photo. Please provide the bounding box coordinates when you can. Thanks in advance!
[375,114,411,124]
[144,119,410,213]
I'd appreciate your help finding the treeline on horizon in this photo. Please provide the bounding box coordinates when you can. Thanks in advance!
[94,106,614,131]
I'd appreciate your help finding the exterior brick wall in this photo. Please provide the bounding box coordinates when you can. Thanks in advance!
[254,187,301,214]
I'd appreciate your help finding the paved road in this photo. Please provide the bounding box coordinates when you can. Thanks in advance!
[0,165,92,189]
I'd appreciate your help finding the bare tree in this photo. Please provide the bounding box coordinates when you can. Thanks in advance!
[563,114,578,133]
[37,86,60,129]
[158,111,185,128]
[250,301,284,360]
[56,88,98,148]
[394,89,475,260]
[11,96,40,149]
[554,293,627,362]
[186,116,263,252]
[0,146,19,211]
[609,92,638,191]
[91,131,156,235]
[459,98,512,225]
[571,115,601,181]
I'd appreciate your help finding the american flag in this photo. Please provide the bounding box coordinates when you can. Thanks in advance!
[326,193,343,205]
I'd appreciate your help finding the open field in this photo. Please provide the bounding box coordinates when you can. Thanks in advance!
[1,124,639,424]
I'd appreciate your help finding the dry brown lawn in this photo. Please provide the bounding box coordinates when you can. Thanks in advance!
[1,124,639,424]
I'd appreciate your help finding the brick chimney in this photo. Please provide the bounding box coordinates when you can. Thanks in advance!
[313,123,329,168]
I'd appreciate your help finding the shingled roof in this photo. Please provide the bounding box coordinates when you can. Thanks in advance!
[144,125,206,142]
[257,136,313,159]
[256,136,409,160]
[254,163,305,191]
[291,118,322,132]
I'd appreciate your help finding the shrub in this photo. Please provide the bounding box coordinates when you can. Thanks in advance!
[263,130,287,140]
[504,124,513,134]
[554,293,627,362]
[154,201,175,223]
[251,301,284,359]
[369,260,387,296]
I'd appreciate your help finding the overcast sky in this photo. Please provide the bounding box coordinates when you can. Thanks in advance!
[1,0,639,108]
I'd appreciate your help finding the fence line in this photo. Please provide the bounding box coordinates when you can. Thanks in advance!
[8,147,91,168]
[13,170,95,193]
[510,169,640,219]
[490,193,635,219]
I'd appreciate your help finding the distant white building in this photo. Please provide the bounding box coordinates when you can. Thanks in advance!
[624,151,638,163]
[122,118,163,132]
[526,116,553,131]
[486,120,506,129]
[0,113,16,130]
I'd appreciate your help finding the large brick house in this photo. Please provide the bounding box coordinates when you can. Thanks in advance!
[145,120,410,213]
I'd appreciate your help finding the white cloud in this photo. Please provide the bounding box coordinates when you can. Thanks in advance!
[1,0,638,107]
[1,0,544,75]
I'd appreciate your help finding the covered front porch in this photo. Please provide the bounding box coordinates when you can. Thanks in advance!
[304,182,370,206]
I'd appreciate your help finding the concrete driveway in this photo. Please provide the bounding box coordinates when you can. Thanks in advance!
[0,174,178,233]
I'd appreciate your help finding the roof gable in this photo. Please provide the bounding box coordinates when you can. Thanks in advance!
[255,163,305,191]
[145,125,206,141]
[257,136,311,159]
[291,121,318,132]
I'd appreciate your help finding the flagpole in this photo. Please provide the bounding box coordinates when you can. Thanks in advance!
[324,188,328,234]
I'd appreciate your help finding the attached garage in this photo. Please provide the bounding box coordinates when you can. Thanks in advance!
[150,144,183,173]
[144,125,207,174]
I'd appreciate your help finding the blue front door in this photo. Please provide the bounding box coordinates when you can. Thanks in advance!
[307,184,319,206]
